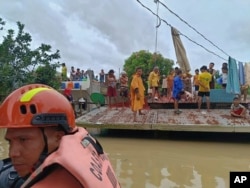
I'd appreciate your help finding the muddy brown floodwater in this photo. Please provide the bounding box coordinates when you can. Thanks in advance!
[1,129,250,188]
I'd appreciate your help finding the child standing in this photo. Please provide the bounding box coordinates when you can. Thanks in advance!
[193,69,199,101]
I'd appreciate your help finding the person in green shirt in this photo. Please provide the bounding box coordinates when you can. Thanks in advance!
[61,63,67,81]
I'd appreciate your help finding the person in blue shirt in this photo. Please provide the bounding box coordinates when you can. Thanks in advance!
[173,69,184,114]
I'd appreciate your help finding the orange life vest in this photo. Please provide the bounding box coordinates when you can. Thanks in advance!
[21,127,120,188]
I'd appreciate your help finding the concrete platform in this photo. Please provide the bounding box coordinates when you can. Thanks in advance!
[76,107,250,133]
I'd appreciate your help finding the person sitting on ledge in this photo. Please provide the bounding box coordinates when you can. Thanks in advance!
[230,97,247,118]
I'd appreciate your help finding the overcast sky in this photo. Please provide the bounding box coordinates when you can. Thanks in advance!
[1,0,250,76]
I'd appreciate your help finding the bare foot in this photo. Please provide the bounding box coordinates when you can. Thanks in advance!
[207,109,211,112]
[197,109,201,112]
[139,110,145,115]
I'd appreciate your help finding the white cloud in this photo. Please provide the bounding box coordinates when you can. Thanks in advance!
[0,0,250,76]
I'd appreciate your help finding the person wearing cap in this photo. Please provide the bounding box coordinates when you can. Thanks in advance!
[119,71,129,108]
[197,65,212,112]
[0,84,120,188]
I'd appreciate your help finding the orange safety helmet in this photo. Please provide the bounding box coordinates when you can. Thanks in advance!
[0,84,77,133]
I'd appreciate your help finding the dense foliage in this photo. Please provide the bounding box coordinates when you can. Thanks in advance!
[123,50,174,90]
[0,18,61,101]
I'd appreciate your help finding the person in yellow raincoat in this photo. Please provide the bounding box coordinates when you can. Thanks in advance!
[148,66,160,100]
[130,67,145,121]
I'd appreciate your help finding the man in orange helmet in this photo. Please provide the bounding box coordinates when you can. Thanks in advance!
[0,84,120,188]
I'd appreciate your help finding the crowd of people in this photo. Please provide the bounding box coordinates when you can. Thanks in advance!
[101,65,214,118]
[145,64,214,114]
[60,62,247,120]
[112,63,247,119]
[61,63,105,82]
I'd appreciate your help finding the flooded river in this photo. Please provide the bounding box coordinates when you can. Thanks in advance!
[1,129,250,188]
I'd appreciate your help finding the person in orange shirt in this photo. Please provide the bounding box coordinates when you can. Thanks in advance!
[192,69,199,101]
[166,69,175,100]
[130,67,145,121]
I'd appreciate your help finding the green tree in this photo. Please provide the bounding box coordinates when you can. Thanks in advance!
[123,50,174,90]
[0,18,61,100]
[34,63,61,89]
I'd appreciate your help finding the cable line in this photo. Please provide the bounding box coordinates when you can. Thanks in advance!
[159,0,231,57]
[136,0,227,61]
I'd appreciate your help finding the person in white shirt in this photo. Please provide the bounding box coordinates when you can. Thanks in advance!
[161,75,167,98]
